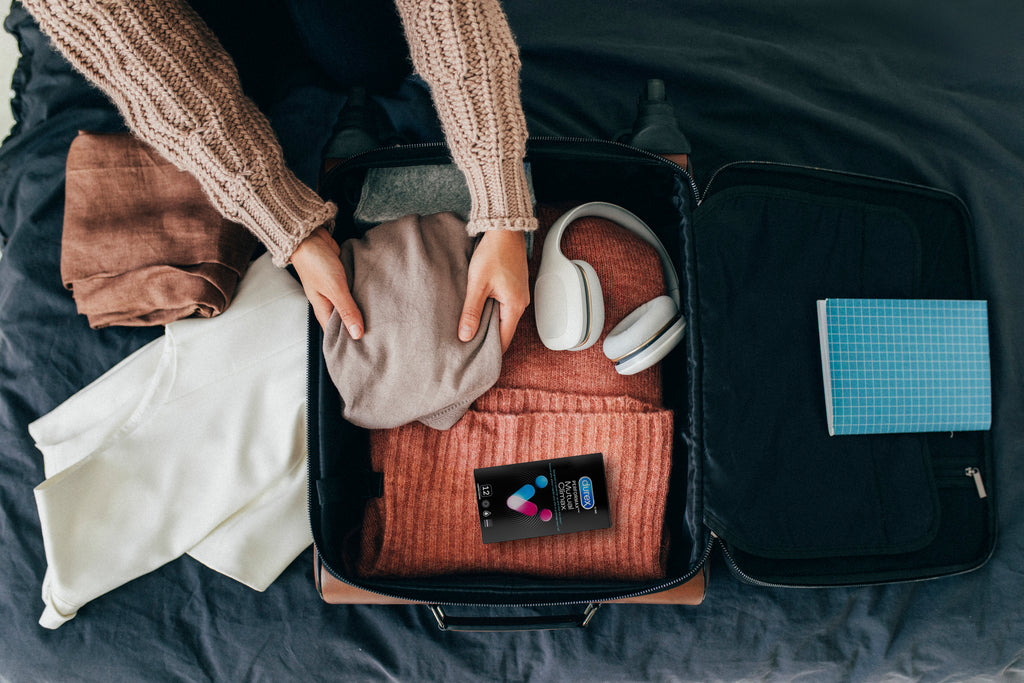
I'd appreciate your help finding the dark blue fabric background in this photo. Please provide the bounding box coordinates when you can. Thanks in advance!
[1,1,1021,679]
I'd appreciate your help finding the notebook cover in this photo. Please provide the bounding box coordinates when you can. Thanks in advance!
[817,299,991,435]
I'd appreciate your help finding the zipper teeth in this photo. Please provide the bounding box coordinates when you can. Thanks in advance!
[699,159,973,205]
[335,146,966,215]
[700,161,752,203]
[304,307,318,572]
[716,539,795,589]
[701,159,826,202]
[333,140,448,165]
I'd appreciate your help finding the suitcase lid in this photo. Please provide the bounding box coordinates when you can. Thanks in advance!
[691,162,995,585]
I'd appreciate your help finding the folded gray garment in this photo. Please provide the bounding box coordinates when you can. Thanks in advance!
[324,212,502,430]
[355,164,477,225]
[353,164,537,257]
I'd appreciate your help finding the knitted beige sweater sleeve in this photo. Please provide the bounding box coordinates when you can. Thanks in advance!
[22,0,536,267]
[21,0,334,267]
[394,0,537,234]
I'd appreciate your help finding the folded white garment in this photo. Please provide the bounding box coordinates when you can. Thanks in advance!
[29,254,312,629]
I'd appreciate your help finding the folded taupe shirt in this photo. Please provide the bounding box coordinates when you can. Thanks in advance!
[323,213,502,430]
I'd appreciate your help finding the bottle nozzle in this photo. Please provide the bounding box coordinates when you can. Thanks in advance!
[627,79,691,156]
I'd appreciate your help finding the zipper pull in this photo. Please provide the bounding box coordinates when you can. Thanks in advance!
[964,467,988,499]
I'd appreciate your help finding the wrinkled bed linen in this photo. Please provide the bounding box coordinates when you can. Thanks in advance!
[1,0,1023,680]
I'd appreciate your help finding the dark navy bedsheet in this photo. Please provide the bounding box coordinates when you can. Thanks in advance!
[1,1,1021,679]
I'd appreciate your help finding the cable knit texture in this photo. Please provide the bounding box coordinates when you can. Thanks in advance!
[24,0,535,266]
[394,0,537,234]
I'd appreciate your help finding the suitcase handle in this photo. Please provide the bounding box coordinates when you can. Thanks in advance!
[428,603,601,632]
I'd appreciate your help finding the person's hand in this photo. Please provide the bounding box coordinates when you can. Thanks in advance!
[289,226,364,338]
[459,229,530,352]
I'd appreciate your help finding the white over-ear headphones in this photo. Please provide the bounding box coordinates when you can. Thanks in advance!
[533,202,686,375]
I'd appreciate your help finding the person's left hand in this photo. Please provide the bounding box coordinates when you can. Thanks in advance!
[458,229,530,352]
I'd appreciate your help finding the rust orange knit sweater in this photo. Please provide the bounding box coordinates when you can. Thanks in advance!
[23,0,537,266]
[359,208,675,580]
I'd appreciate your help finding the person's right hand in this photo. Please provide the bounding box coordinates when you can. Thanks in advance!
[289,226,364,338]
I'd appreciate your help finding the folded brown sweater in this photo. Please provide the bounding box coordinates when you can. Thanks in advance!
[62,131,257,328]
[23,0,537,266]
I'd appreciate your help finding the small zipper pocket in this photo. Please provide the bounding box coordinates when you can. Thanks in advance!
[935,465,988,499]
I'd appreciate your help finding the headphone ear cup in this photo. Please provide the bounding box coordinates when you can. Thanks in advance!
[614,316,685,375]
[535,252,583,350]
[569,260,605,350]
[602,295,681,372]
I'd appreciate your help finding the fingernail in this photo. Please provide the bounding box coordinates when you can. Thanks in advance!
[349,323,362,339]
[459,325,472,341]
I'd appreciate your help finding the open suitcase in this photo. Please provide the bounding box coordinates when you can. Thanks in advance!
[306,136,995,631]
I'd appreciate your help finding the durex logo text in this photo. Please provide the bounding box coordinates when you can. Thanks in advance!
[579,477,595,509]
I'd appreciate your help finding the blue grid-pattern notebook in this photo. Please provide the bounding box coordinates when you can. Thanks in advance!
[817,299,991,435]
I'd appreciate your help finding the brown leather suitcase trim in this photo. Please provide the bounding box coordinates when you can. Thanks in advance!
[605,563,707,604]
[315,552,419,604]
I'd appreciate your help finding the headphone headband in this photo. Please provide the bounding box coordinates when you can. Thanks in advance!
[543,202,681,307]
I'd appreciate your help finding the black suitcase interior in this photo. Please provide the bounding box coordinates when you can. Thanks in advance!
[307,139,995,607]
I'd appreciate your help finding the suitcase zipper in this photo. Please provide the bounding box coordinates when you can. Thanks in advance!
[699,159,972,209]
[717,533,997,589]
[712,533,797,589]
[329,141,966,230]
[313,533,716,608]
[324,136,703,206]
[325,140,451,168]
